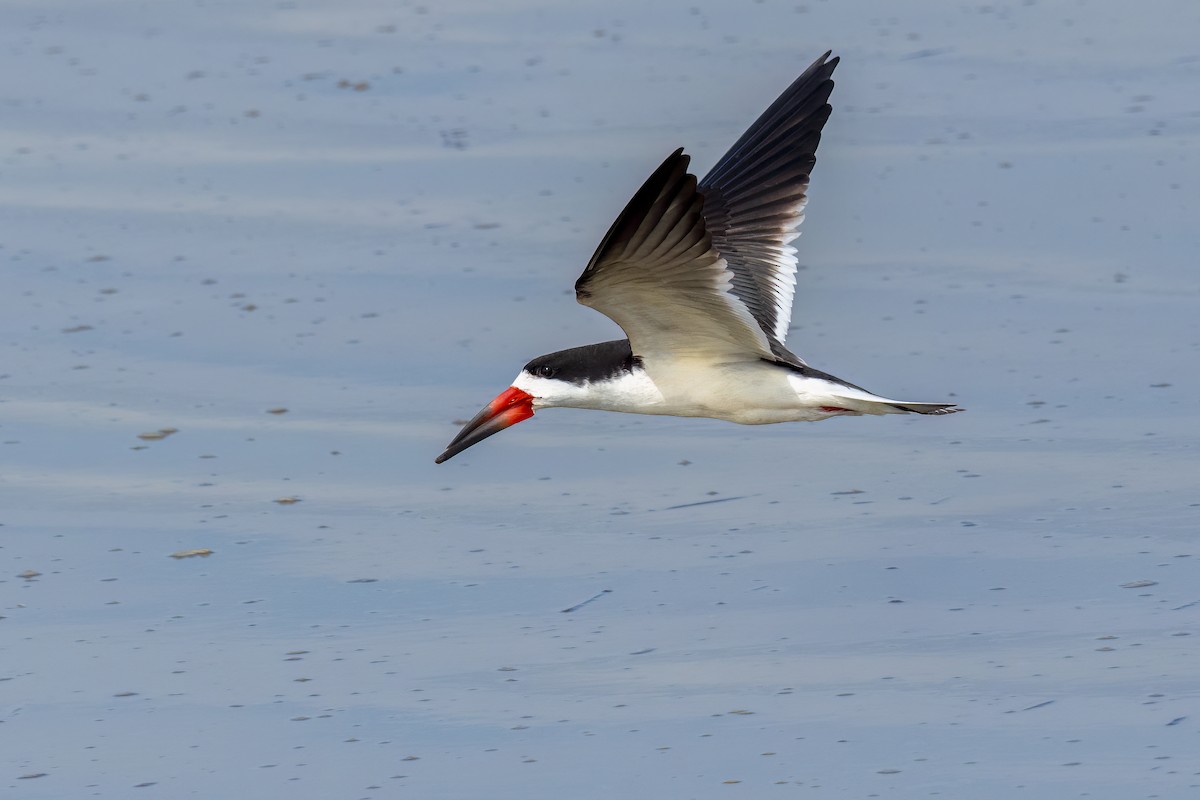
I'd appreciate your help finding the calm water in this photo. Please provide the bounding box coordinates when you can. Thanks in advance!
[2,1,1198,798]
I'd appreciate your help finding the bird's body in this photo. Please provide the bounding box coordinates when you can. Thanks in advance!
[513,339,955,426]
[436,52,959,464]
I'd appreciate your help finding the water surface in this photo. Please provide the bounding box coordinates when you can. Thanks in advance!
[2,1,1198,798]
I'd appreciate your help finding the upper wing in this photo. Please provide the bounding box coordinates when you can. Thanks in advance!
[575,149,774,363]
[699,51,839,362]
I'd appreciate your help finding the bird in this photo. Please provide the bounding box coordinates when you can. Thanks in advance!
[435,51,959,464]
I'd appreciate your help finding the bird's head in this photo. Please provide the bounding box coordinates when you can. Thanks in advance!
[434,340,638,463]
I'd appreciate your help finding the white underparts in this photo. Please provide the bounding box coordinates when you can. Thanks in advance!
[513,360,923,425]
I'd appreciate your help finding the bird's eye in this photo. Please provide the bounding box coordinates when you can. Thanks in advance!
[535,365,556,378]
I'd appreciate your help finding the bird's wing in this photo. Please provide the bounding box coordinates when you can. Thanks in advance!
[575,148,774,363]
[699,51,839,364]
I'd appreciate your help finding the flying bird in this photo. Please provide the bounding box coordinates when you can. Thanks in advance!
[436,52,959,464]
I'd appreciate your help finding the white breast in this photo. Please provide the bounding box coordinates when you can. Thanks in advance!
[638,358,833,423]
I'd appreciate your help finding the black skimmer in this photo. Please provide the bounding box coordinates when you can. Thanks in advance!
[436,51,960,464]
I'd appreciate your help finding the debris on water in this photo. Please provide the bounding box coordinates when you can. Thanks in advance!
[562,588,611,613]
[266,407,289,415]
[664,495,747,510]
[17,569,41,579]
[1120,579,1157,588]
[137,428,179,441]
[831,488,865,495]
[1008,700,1055,713]
[169,549,213,559]
[273,496,301,505]
[441,128,468,149]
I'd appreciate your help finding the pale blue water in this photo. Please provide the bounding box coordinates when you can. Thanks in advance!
[2,1,1198,798]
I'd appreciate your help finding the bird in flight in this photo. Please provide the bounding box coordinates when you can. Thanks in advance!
[436,52,959,464]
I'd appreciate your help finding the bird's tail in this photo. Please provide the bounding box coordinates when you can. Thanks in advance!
[887,401,962,415]
[813,379,961,417]
[824,390,962,416]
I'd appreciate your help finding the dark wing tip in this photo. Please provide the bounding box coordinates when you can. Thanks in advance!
[694,51,841,348]
[701,51,839,191]
[576,147,694,297]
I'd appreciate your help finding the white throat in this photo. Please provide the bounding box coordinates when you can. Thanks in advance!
[512,368,665,413]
